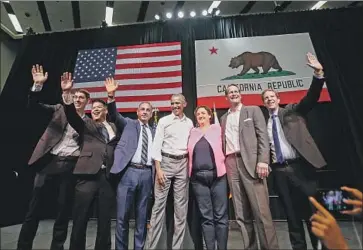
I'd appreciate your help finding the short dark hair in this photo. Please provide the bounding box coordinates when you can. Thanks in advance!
[74,89,90,99]
[225,84,240,96]
[261,89,280,101]
[91,99,107,107]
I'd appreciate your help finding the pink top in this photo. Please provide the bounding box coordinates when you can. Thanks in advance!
[187,124,226,177]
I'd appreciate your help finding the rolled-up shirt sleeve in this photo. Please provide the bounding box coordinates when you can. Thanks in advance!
[151,119,165,162]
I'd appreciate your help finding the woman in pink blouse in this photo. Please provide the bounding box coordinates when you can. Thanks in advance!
[187,105,229,250]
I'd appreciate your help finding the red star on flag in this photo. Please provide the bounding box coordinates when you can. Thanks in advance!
[209,46,218,55]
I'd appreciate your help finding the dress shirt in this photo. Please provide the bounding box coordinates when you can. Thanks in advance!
[31,83,81,156]
[102,120,115,141]
[225,103,242,155]
[151,113,193,162]
[267,109,297,163]
[131,121,153,166]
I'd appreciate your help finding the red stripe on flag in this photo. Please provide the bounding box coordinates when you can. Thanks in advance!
[79,82,182,92]
[117,42,180,50]
[89,94,172,103]
[115,71,181,80]
[197,89,331,109]
[116,50,181,59]
[116,60,181,69]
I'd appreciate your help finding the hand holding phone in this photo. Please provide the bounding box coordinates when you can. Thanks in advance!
[341,186,363,215]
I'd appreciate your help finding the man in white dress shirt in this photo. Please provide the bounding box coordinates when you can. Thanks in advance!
[147,93,194,249]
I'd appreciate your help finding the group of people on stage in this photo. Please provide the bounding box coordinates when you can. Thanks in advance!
[16,52,361,250]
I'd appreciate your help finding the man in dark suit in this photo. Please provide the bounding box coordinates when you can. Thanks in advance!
[17,67,89,250]
[104,77,154,250]
[61,78,121,250]
[261,53,327,250]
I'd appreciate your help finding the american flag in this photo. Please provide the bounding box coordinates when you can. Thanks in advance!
[72,42,182,112]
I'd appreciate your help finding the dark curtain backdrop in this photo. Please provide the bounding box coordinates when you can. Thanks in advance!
[1,7,363,227]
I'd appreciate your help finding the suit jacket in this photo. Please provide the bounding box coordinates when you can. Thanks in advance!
[221,105,270,178]
[267,77,327,168]
[107,101,155,181]
[27,90,70,166]
[63,103,120,175]
[187,124,226,177]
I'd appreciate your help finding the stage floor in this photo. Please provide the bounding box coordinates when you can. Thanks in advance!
[1,220,362,249]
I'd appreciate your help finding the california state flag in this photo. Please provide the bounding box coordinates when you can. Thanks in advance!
[195,33,330,109]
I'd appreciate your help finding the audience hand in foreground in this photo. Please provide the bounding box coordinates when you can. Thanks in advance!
[341,186,363,215]
[309,196,349,250]
[61,72,73,92]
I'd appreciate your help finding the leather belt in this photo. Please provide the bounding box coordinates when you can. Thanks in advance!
[161,152,188,160]
[129,163,151,169]
[271,158,301,168]
[226,152,241,158]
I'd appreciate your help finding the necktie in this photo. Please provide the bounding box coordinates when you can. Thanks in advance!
[99,123,109,143]
[141,124,148,165]
[272,114,284,163]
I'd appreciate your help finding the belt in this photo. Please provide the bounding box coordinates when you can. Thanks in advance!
[129,163,152,169]
[161,152,188,160]
[271,158,301,168]
[226,152,241,158]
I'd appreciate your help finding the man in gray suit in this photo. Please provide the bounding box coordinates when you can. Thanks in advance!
[221,85,279,250]
[261,53,327,250]
[105,78,154,250]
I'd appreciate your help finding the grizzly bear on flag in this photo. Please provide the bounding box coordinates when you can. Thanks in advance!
[228,51,282,76]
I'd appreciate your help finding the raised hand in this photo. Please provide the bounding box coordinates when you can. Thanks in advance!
[104,77,118,96]
[32,64,48,85]
[306,52,323,74]
[60,72,73,92]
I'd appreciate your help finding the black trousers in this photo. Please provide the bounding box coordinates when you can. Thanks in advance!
[17,156,77,250]
[69,169,116,250]
[191,171,229,250]
[272,159,320,250]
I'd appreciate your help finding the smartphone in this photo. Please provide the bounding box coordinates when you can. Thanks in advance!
[316,189,353,213]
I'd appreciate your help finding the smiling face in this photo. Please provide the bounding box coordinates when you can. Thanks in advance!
[91,100,107,122]
[225,85,241,106]
[137,102,152,124]
[195,106,212,127]
[171,94,186,117]
[262,90,280,112]
[73,91,89,112]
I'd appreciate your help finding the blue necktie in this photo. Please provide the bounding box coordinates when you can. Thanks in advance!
[272,114,284,163]
[99,124,109,143]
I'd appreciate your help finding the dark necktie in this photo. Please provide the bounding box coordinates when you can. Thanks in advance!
[141,124,148,165]
[99,123,109,143]
[272,114,284,163]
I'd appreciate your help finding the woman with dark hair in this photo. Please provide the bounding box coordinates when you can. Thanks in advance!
[187,105,229,250]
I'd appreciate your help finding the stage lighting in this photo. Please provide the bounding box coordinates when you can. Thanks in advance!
[215,9,220,15]
[190,11,196,17]
[166,12,172,19]
[25,27,35,35]
[154,14,160,20]
[178,11,184,18]
[202,10,208,16]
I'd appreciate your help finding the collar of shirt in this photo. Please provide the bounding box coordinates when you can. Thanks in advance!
[138,120,149,128]
[269,107,279,118]
[171,112,187,121]
[228,103,243,114]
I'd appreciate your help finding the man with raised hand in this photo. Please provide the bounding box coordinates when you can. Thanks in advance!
[17,66,89,250]
[147,94,194,249]
[261,53,327,250]
[105,77,154,250]
[221,83,279,250]
[61,76,120,250]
